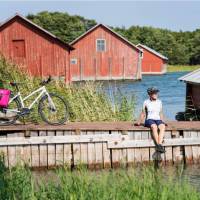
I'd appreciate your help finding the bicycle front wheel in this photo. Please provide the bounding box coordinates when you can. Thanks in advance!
[38,93,68,125]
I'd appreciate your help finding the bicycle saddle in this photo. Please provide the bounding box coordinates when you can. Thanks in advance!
[10,82,18,87]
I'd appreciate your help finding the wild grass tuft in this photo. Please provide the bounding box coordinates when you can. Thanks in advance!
[0,156,199,200]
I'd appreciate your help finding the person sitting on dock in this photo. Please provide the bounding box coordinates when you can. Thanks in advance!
[135,87,166,153]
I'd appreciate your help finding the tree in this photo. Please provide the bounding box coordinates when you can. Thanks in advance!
[27,11,200,65]
[27,11,96,43]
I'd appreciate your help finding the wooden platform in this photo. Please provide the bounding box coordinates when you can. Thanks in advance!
[0,121,200,169]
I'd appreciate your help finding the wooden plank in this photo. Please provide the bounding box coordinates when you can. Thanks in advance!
[173,131,182,164]
[141,131,149,162]
[119,148,127,167]
[63,131,72,167]
[95,142,103,169]
[164,131,173,164]
[127,148,135,166]
[80,131,88,166]
[47,131,56,168]
[94,131,103,169]
[128,131,135,140]
[190,131,199,164]
[1,134,200,148]
[87,131,95,169]
[63,130,72,135]
[184,131,193,164]
[1,121,200,132]
[108,138,200,148]
[134,131,142,163]
[7,133,18,168]
[30,131,39,168]
[110,131,120,168]
[102,142,111,168]
[0,134,8,167]
[149,130,155,162]
[39,131,47,168]
[23,143,31,167]
[15,132,24,166]
[111,149,120,168]
[87,142,96,169]
[56,131,64,166]
[197,131,200,163]
[0,134,125,146]
[73,143,81,166]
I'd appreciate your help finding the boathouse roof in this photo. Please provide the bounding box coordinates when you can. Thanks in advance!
[136,44,168,60]
[0,13,74,50]
[179,68,200,84]
[70,23,142,52]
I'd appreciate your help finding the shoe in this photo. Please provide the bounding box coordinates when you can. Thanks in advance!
[156,144,166,153]
[152,151,162,161]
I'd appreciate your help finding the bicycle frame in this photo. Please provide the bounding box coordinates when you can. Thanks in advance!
[7,86,55,112]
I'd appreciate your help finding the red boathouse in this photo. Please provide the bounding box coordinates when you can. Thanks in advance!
[136,44,168,75]
[0,14,73,83]
[70,24,142,81]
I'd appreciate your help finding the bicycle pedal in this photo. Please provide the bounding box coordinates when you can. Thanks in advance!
[0,108,6,114]
[20,108,31,116]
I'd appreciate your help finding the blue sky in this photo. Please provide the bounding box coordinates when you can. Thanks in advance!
[1,1,200,31]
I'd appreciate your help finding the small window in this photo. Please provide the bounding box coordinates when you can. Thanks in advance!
[70,58,77,64]
[96,39,106,52]
[140,51,143,59]
[13,40,25,58]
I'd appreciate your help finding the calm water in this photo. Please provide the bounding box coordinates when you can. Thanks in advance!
[102,72,188,120]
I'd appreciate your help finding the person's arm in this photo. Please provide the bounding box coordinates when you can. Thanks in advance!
[159,101,167,125]
[134,101,146,126]
[160,109,164,121]
[135,111,146,125]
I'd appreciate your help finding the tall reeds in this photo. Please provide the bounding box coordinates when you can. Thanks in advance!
[0,56,135,122]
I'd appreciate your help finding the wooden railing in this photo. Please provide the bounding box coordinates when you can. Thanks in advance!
[0,121,200,169]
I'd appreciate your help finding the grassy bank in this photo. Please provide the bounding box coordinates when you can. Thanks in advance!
[0,57,135,122]
[0,159,199,200]
[167,65,200,72]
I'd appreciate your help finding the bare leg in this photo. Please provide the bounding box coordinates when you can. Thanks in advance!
[158,124,165,144]
[150,124,159,144]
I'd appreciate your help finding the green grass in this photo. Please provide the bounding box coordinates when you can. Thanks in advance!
[0,157,199,200]
[167,65,200,72]
[0,56,135,123]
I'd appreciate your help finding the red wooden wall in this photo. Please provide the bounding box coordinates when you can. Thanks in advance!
[140,47,167,74]
[70,26,141,81]
[0,17,71,83]
[186,83,200,109]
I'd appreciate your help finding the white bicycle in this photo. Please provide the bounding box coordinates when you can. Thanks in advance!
[0,77,68,125]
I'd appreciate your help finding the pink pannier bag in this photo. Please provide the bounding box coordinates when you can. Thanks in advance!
[0,89,11,108]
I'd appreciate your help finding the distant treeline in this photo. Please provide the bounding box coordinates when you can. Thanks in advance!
[27,11,200,65]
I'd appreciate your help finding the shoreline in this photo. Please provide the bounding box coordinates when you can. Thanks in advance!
[167,65,200,72]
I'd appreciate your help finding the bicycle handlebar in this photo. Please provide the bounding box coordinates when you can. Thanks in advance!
[1,76,52,89]
[40,76,52,86]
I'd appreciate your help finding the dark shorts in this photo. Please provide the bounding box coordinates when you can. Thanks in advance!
[145,119,165,128]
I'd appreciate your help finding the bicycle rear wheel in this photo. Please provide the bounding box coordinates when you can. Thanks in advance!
[0,95,21,126]
[38,93,68,125]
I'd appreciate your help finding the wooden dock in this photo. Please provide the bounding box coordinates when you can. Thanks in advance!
[0,121,200,169]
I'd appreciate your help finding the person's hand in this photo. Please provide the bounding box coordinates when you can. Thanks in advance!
[134,121,141,126]
[163,122,168,126]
